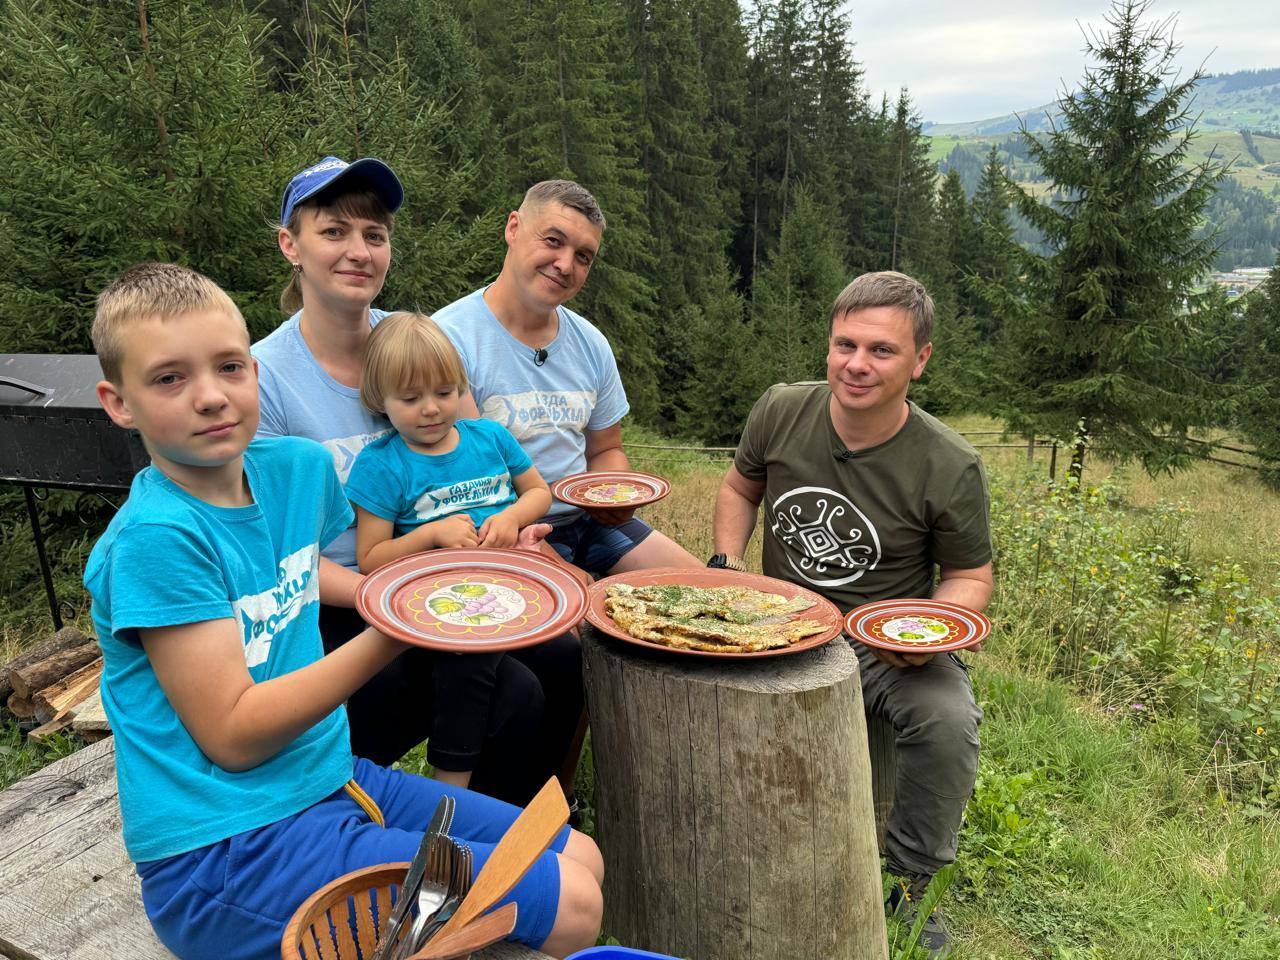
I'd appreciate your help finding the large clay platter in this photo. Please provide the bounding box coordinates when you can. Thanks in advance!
[357,548,588,652]
[844,598,990,654]
[585,567,843,659]
[550,471,671,510]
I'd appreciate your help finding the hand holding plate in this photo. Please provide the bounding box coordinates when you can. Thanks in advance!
[584,505,636,527]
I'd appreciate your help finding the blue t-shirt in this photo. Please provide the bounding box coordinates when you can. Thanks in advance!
[345,419,533,536]
[253,308,393,569]
[83,437,355,862]
[433,288,629,522]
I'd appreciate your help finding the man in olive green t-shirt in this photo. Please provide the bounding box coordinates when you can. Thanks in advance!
[711,271,993,957]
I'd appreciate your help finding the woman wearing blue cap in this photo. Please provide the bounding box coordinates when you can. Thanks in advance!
[252,157,585,808]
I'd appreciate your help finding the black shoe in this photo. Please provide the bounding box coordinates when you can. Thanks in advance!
[886,874,952,958]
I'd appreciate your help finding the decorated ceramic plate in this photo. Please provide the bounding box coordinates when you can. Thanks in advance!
[585,567,843,659]
[357,548,588,652]
[550,471,671,510]
[844,598,990,654]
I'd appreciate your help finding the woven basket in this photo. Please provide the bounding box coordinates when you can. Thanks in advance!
[281,862,411,960]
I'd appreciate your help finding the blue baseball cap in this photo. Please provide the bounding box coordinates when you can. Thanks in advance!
[279,156,404,224]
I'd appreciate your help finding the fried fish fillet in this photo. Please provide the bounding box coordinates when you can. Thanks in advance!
[613,583,816,622]
[603,585,827,652]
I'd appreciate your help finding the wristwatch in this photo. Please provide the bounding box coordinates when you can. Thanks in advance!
[707,553,746,572]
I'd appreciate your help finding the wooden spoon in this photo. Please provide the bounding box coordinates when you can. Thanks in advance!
[429,777,569,942]
[404,902,518,960]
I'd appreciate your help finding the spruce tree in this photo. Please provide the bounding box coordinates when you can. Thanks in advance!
[741,0,820,277]
[995,0,1225,477]
[968,146,1019,340]
[622,0,728,428]
[471,0,661,421]
[1237,255,1280,485]
[689,0,751,276]
[748,187,848,389]
[887,89,940,274]
[0,0,290,348]
[676,258,757,444]
[288,0,505,320]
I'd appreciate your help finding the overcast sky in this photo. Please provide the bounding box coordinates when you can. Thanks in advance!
[848,0,1279,123]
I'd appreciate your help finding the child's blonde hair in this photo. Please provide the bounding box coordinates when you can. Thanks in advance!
[360,312,468,415]
[92,262,247,384]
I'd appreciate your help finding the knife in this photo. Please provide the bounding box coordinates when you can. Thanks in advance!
[374,794,455,960]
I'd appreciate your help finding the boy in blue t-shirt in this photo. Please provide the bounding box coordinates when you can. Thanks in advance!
[83,263,602,960]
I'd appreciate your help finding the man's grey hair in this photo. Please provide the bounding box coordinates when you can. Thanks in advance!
[520,180,606,229]
[830,271,934,349]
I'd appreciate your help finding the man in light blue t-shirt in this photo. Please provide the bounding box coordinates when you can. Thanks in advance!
[434,179,699,577]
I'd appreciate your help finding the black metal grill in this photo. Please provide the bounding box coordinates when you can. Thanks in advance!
[1,354,149,490]
[2,354,151,628]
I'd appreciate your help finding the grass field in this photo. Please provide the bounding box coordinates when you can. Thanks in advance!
[2,415,1279,958]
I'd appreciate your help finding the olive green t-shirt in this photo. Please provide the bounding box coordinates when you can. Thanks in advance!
[734,383,992,613]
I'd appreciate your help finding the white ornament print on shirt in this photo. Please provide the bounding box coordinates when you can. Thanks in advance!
[770,486,881,587]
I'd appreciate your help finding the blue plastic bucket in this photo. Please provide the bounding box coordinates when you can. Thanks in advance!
[565,949,685,960]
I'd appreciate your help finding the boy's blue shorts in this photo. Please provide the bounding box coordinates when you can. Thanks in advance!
[136,758,571,960]
[547,513,653,576]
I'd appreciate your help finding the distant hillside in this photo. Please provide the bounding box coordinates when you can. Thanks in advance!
[924,71,1280,272]
[924,67,1280,137]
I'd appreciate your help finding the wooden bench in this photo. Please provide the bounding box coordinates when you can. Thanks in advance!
[0,737,547,960]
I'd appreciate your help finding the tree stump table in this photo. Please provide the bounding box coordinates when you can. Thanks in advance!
[582,626,887,960]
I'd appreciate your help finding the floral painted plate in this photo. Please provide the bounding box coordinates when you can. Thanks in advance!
[357,548,588,652]
[550,471,671,510]
[844,598,990,654]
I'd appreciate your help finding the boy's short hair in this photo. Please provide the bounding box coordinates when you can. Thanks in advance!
[93,262,247,384]
[359,312,469,415]
[520,180,606,229]
[830,270,934,349]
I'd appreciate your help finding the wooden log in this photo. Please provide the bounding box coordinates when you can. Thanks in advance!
[0,625,90,702]
[9,641,100,701]
[28,714,74,743]
[6,692,37,720]
[33,658,103,724]
[582,627,887,960]
[71,689,111,736]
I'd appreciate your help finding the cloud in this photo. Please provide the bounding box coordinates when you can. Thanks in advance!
[848,1,1279,123]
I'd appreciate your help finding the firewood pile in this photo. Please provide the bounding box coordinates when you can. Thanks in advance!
[2,626,109,743]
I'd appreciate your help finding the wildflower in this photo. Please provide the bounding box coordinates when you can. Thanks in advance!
[1257,727,1265,736]
[1130,702,1146,712]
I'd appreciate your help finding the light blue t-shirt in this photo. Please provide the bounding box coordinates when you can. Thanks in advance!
[253,308,393,568]
[83,437,355,862]
[346,419,533,536]
[434,288,629,522]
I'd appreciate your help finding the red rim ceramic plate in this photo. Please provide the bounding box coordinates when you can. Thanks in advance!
[357,548,588,652]
[550,471,671,510]
[844,598,990,654]
[585,567,843,659]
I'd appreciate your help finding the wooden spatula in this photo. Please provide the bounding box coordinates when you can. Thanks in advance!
[404,902,518,960]
[430,777,569,942]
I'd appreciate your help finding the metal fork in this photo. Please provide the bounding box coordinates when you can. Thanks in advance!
[393,836,452,960]
[414,843,474,950]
